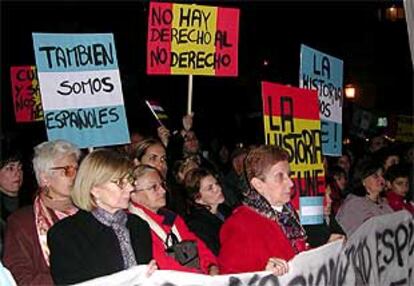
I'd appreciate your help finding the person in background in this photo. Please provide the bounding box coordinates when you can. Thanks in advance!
[375,145,400,172]
[134,138,168,179]
[0,152,23,221]
[219,145,308,275]
[167,155,201,216]
[385,164,414,214]
[222,147,249,209]
[48,149,156,285]
[3,140,80,285]
[129,165,219,275]
[336,160,393,237]
[184,168,232,256]
[122,130,146,159]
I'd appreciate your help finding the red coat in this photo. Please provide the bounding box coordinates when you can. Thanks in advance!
[129,203,217,274]
[218,206,295,274]
[386,191,414,214]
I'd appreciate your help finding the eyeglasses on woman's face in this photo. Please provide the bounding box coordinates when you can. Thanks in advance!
[134,180,167,193]
[110,173,136,189]
[50,165,78,177]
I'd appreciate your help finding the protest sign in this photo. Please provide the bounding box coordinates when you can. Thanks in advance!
[75,211,413,286]
[10,65,43,122]
[262,81,325,224]
[396,115,414,142]
[147,2,239,76]
[32,33,130,148]
[300,44,343,156]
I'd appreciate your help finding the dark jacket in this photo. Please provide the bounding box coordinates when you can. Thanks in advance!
[185,205,231,256]
[48,210,153,285]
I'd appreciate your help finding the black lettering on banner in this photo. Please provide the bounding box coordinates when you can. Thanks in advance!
[287,275,306,286]
[408,220,414,256]
[151,6,173,26]
[57,76,114,96]
[38,43,114,69]
[178,8,211,30]
[257,274,280,286]
[13,67,43,120]
[292,169,324,196]
[389,278,408,286]
[45,107,119,130]
[315,264,328,286]
[395,224,409,267]
[215,30,232,49]
[228,276,242,286]
[313,54,331,79]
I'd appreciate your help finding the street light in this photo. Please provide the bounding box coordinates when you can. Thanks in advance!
[345,84,356,99]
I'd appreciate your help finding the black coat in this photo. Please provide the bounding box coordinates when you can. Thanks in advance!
[185,205,231,256]
[48,210,153,285]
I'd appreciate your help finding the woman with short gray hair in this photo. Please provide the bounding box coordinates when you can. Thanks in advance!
[3,139,81,285]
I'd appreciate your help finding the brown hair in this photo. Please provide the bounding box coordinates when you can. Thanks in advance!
[134,138,164,161]
[184,168,215,201]
[244,145,289,184]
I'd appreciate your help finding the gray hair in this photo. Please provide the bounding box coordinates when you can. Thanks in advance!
[32,140,81,184]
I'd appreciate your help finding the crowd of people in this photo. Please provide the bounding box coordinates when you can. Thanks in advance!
[0,114,413,285]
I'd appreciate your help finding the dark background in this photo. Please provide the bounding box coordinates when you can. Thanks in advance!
[1,0,413,154]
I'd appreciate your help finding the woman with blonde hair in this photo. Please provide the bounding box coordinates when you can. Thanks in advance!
[48,149,156,285]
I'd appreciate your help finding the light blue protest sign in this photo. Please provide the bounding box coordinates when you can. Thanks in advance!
[33,33,130,148]
[299,44,343,156]
[299,196,324,225]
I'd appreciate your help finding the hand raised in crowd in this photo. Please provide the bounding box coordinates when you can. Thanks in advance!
[157,125,171,147]
[182,113,194,132]
[145,259,159,277]
[265,257,289,276]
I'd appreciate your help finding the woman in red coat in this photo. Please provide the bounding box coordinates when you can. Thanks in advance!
[129,165,219,275]
[219,145,309,276]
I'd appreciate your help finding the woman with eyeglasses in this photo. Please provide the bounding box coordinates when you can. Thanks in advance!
[3,140,81,285]
[219,145,309,276]
[46,149,156,285]
[129,165,219,275]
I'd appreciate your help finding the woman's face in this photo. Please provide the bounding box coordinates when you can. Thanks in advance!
[337,155,350,173]
[140,144,168,178]
[324,187,332,216]
[388,177,409,197]
[196,175,224,208]
[0,161,23,195]
[384,155,399,171]
[255,161,293,207]
[334,173,348,191]
[363,169,385,196]
[131,171,166,213]
[183,131,200,155]
[91,174,134,213]
[46,154,78,199]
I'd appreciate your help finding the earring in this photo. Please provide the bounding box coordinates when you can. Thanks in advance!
[42,185,52,198]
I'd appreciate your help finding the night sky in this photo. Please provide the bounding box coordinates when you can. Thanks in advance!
[1,0,412,150]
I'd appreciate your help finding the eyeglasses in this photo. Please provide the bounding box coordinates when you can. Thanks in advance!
[110,173,136,189]
[50,165,78,177]
[134,181,167,193]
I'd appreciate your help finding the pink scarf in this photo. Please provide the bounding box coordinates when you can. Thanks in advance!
[34,195,77,266]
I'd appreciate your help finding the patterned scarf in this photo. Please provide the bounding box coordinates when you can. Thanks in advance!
[92,208,137,269]
[242,187,308,254]
[34,195,77,266]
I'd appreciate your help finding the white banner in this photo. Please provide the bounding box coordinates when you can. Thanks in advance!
[75,211,413,286]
